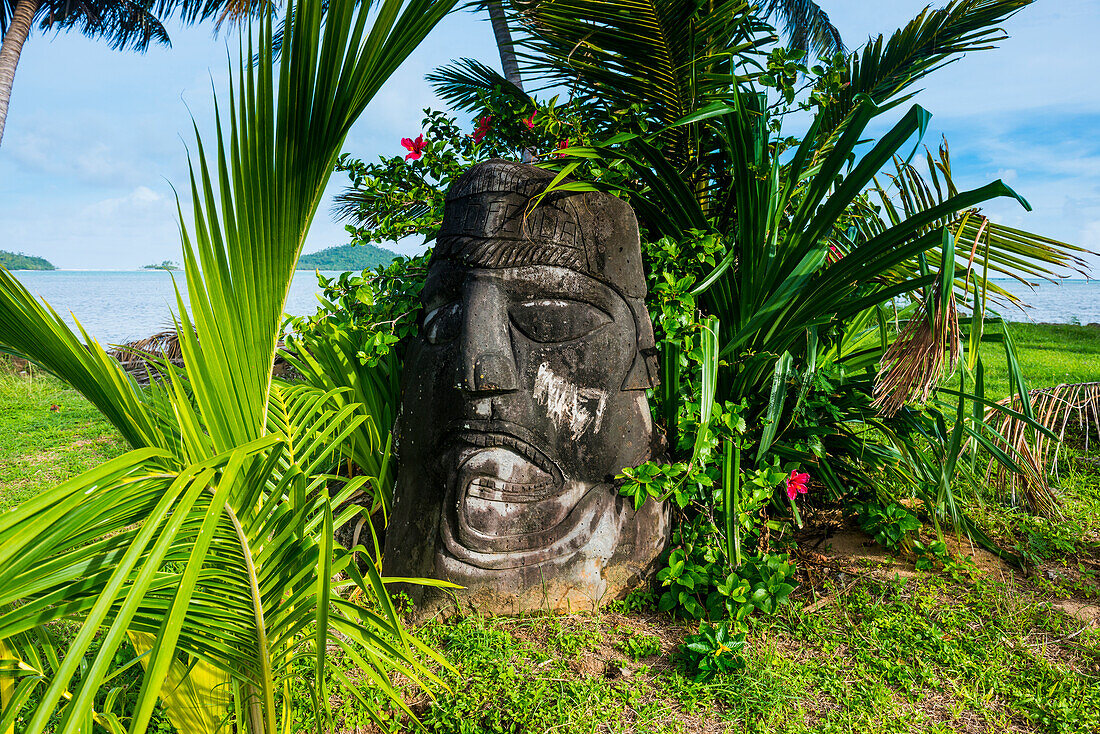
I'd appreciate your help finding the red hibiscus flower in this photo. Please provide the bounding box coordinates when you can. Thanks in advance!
[401,134,426,161]
[554,139,570,158]
[472,116,492,143]
[523,111,536,130]
[785,470,810,501]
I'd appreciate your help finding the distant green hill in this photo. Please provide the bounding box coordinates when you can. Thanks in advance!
[0,250,56,270]
[297,243,398,271]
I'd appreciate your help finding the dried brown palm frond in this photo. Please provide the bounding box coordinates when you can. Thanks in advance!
[107,329,188,384]
[873,294,961,417]
[110,329,185,361]
[984,382,1100,516]
[109,328,297,385]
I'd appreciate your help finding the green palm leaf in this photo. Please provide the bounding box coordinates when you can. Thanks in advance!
[507,0,771,164]
[758,0,843,59]
[865,140,1093,310]
[0,0,458,729]
[816,0,1033,141]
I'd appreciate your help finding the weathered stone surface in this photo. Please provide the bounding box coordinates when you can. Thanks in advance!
[383,159,669,616]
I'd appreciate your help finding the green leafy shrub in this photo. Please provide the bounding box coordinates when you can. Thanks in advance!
[605,587,659,615]
[856,501,922,552]
[856,501,954,570]
[737,554,797,614]
[653,515,797,622]
[679,622,747,680]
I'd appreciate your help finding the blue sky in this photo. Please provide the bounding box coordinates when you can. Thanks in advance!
[0,0,1097,274]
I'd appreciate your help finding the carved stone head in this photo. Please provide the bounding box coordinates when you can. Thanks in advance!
[382,160,669,614]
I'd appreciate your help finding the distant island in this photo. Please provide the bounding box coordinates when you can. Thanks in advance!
[297,243,398,271]
[0,249,56,270]
[144,260,181,271]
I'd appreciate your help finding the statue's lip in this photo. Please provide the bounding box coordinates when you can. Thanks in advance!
[441,420,559,476]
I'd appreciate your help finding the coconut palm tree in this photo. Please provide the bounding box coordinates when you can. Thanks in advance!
[475,0,841,99]
[0,0,269,146]
[485,0,522,89]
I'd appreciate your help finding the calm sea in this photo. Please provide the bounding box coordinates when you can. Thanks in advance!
[6,271,1099,346]
[11,270,342,346]
[985,279,1100,325]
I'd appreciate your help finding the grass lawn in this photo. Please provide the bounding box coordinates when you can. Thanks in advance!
[0,359,123,512]
[1,325,1098,733]
[974,322,1100,400]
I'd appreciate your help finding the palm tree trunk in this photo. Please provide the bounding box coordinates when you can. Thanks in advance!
[0,0,39,147]
[486,0,522,92]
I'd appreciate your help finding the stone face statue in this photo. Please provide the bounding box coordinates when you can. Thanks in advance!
[383,159,669,615]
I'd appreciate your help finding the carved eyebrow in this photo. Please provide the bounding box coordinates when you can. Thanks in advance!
[513,297,612,318]
[505,276,619,314]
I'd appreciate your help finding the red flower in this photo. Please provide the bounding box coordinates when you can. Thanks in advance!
[472,116,492,143]
[554,138,570,158]
[785,470,810,501]
[401,134,426,161]
[523,111,536,130]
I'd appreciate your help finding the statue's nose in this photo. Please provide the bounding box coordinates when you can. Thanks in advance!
[459,281,518,393]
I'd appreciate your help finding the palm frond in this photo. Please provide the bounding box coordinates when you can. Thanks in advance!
[866,139,1094,309]
[758,0,844,59]
[0,0,458,729]
[508,0,772,164]
[283,329,398,509]
[985,382,1100,515]
[874,293,961,417]
[817,0,1033,140]
[426,56,529,112]
[174,0,454,456]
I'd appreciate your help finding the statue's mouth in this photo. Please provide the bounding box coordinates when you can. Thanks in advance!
[435,421,614,565]
[443,423,564,502]
[439,421,580,551]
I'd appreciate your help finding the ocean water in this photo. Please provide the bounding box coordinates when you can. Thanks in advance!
[6,271,1098,346]
[986,279,1100,325]
[11,270,342,346]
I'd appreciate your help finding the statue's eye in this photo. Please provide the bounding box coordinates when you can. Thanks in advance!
[509,299,611,343]
[423,301,462,344]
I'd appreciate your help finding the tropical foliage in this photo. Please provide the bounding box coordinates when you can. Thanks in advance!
[0,0,457,729]
[321,0,1092,626]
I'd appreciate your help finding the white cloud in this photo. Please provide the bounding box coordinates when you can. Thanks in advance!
[81,186,163,219]
[1080,220,1100,257]
[824,0,1100,119]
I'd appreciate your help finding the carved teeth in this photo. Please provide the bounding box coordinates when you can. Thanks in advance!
[467,475,556,503]
[448,429,557,476]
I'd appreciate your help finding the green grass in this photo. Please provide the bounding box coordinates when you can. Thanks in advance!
[299,571,1100,734]
[0,359,123,512]
[973,322,1100,400]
